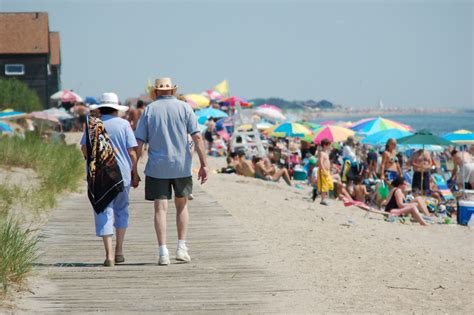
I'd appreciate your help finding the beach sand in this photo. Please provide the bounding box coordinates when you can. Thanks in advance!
[29,132,471,313]
[200,156,474,313]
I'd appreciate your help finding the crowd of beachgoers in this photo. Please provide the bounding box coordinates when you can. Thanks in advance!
[2,89,474,227]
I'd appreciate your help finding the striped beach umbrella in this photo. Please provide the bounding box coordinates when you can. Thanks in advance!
[361,129,413,146]
[312,125,355,144]
[268,122,312,138]
[0,110,27,120]
[443,130,474,144]
[351,117,413,135]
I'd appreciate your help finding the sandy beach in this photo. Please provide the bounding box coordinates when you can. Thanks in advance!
[200,156,473,313]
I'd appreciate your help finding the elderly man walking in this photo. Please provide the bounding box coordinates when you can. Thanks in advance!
[134,77,208,265]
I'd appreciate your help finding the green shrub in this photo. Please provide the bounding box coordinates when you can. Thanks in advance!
[0,218,39,292]
[0,78,42,112]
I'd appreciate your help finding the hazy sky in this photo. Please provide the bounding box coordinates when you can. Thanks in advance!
[1,0,472,108]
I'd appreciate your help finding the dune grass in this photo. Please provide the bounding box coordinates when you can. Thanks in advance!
[0,134,83,294]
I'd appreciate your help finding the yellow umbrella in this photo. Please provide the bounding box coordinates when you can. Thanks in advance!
[453,129,472,134]
[184,94,210,108]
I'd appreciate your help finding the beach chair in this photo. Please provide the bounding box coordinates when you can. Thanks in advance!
[431,173,455,201]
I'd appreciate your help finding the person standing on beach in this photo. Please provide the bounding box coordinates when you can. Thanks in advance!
[410,148,432,194]
[380,138,402,183]
[128,99,146,131]
[81,92,139,267]
[134,77,208,266]
[317,138,334,206]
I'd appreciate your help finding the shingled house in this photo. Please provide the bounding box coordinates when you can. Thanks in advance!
[0,12,61,108]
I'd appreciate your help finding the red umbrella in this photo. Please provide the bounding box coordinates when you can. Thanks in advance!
[218,96,252,107]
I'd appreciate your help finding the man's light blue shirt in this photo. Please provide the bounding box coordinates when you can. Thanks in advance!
[134,96,200,179]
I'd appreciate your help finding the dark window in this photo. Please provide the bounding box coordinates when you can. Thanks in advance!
[5,64,25,75]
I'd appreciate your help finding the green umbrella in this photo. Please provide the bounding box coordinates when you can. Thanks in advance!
[397,129,454,146]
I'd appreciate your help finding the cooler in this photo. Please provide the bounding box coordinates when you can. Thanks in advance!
[293,170,307,181]
[457,200,474,225]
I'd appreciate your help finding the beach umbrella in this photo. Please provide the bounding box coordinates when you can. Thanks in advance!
[50,90,83,103]
[298,121,321,130]
[257,104,283,112]
[312,125,355,144]
[351,117,413,135]
[361,129,414,146]
[29,111,60,123]
[0,110,27,120]
[84,96,99,105]
[195,108,228,120]
[268,122,312,138]
[218,96,252,107]
[397,129,454,147]
[201,90,222,101]
[237,122,273,131]
[0,121,13,133]
[43,108,74,120]
[215,116,234,130]
[443,130,474,144]
[255,107,286,121]
[184,94,210,109]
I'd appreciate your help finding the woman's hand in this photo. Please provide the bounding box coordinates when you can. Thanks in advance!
[131,171,141,188]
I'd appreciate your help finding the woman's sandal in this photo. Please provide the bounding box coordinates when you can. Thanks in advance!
[115,255,125,264]
[103,259,115,267]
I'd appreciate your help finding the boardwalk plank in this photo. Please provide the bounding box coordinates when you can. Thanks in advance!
[18,183,283,313]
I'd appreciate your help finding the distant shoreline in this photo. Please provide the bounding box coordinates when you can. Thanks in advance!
[296,108,465,120]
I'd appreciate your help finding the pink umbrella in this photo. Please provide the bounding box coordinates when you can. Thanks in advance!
[201,90,222,101]
[30,111,60,123]
[257,104,283,112]
[218,96,252,107]
[50,90,83,103]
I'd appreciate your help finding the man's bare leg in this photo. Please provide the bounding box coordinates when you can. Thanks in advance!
[175,196,191,262]
[115,228,126,256]
[155,199,170,264]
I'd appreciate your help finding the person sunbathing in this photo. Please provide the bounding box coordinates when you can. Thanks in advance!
[253,156,292,186]
[235,151,255,178]
[384,177,428,225]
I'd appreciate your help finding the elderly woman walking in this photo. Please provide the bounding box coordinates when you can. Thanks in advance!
[81,92,139,267]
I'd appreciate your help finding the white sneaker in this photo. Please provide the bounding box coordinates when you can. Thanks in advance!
[176,247,191,262]
[158,254,170,266]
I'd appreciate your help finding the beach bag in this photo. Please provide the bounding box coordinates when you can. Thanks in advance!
[378,182,389,199]
[85,116,124,214]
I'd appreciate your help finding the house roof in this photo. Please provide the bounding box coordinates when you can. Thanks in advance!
[0,12,50,54]
[49,32,61,65]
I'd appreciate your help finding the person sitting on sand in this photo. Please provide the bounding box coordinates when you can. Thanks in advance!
[235,151,255,178]
[218,155,237,174]
[317,138,334,206]
[384,177,428,225]
[253,156,292,186]
[353,176,369,203]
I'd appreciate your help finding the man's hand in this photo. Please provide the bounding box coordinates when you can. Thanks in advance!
[198,166,209,184]
[131,171,141,188]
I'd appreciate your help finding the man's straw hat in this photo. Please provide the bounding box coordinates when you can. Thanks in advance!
[154,77,178,91]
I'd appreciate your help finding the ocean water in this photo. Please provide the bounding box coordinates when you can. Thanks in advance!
[311,113,474,135]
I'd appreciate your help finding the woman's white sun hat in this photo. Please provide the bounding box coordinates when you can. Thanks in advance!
[89,92,129,111]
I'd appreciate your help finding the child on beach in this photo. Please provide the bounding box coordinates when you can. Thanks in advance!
[317,138,334,206]
[353,176,369,203]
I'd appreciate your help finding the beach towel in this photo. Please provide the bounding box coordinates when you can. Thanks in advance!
[432,174,455,201]
[404,170,413,186]
[85,116,124,214]
[317,168,334,193]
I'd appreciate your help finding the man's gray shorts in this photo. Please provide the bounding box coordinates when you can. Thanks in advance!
[145,176,193,200]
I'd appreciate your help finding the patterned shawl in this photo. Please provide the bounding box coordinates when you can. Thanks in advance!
[85,116,124,213]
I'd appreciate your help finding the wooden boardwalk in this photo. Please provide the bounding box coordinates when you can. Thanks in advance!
[18,183,284,313]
